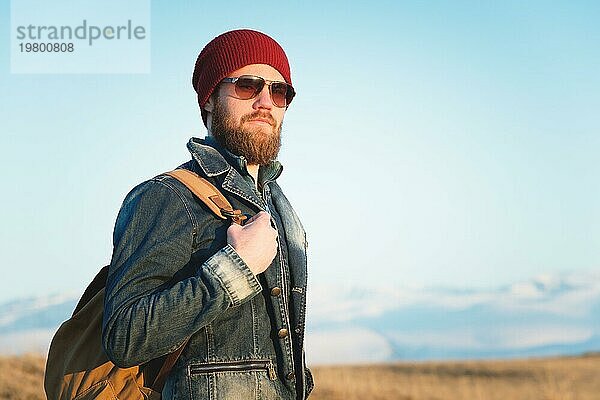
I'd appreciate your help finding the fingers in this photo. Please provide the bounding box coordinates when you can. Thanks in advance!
[225,210,278,275]
[243,211,271,226]
[227,222,242,233]
[228,212,274,237]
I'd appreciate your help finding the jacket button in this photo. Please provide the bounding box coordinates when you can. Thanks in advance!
[270,287,282,296]
[286,371,295,380]
[278,328,288,338]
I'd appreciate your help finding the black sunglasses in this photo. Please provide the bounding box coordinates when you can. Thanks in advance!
[220,75,296,108]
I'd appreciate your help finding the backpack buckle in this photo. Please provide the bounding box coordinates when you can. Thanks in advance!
[220,208,247,225]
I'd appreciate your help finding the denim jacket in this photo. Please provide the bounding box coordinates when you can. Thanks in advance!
[102,137,313,399]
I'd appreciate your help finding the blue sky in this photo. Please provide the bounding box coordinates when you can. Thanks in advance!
[0,1,599,303]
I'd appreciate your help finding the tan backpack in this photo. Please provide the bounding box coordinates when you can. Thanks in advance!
[44,169,246,400]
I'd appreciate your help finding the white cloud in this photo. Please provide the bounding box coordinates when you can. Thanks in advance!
[305,327,393,365]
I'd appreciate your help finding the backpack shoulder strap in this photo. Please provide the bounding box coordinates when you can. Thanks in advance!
[150,168,247,389]
[67,169,243,392]
[165,168,247,225]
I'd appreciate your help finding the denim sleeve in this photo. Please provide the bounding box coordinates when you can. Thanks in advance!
[102,179,262,367]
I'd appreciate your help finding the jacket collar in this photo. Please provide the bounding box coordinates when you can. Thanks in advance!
[187,136,231,177]
[187,136,283,186]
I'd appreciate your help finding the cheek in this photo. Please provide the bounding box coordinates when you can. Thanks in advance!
[221,101,246,122]
[273,109,286,123]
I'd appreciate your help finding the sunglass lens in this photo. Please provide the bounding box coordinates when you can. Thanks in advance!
[285,85,295,106]
[270,83,287,107]
[271,83,295,107]
[234,76,263,100]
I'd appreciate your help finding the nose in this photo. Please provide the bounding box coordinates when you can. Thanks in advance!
[252,84,273,110]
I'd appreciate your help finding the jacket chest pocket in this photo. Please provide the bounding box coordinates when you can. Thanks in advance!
[188,359,279,400]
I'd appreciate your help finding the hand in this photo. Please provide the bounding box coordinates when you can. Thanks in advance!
[226,211,278,275]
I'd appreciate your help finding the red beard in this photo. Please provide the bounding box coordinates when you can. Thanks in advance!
[211,100,282,165]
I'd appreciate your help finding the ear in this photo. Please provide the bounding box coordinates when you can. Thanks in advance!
[204,95,214,113]
[204,86,220,113]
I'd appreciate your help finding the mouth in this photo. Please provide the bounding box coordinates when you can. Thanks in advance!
[248,118,273,127]
[248,118,273,126]
[244,111,276,127]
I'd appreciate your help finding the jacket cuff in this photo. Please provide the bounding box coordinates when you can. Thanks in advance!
[204,244,262,306]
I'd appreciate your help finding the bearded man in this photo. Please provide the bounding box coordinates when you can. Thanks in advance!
[102,29,313,399]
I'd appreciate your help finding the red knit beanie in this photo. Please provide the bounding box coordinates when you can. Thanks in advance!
[192,29,292,126]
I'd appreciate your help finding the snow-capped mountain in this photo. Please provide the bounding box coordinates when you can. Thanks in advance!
[0,291,78,354]
[304,271,600,363]
[1,272,599,365]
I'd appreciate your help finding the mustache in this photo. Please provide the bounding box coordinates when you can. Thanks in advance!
[241,111,276,126]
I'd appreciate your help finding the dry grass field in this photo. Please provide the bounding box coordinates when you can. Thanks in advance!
[309,354,600,400]
[1,353,599,399]
[0,354,46,400]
